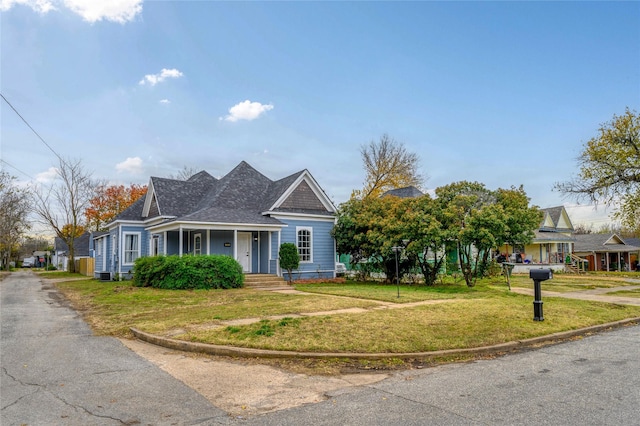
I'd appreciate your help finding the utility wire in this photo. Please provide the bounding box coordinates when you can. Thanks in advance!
[1,92,64,163]
[0,158,35,180]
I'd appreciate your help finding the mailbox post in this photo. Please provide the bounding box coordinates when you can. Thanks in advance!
[529,269,553,321]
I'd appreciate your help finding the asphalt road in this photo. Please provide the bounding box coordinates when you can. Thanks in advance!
[2,271,639,425]
[1,271,228,425]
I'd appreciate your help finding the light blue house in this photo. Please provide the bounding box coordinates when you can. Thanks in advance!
[94,161,338,281]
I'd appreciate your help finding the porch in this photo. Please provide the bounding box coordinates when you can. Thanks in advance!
[148,225,284,276]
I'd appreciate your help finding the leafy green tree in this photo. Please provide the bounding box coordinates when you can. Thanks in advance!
[279,243,299,284]
[435,182,541,287]
[435,181,493,287]
[333,196,411,282]
[399,195,449,286]
[495,186,543,257]
[555,108,640,234]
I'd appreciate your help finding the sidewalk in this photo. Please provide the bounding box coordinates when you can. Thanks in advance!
[511,284,640,306]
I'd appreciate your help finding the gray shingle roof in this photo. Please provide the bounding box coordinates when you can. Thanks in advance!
[54,232,91,256]
[532,230,575,243]
[573,233,640,253]
[114,161,332,226]
[114,195,146,221]
[381,186,424,198]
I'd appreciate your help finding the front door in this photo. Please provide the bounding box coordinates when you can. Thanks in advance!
[237,232,251,273]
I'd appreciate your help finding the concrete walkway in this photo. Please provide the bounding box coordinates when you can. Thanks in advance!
[511,283,640,306]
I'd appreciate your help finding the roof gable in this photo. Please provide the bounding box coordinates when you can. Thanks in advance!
[268,170,336,214]
[279,180,328,211]
[539,206,574,232]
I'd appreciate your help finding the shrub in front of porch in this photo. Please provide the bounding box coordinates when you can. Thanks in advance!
[133,255,244,290]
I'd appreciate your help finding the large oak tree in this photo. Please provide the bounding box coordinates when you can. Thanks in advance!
[357,134,423,199]
[555,108,640,234]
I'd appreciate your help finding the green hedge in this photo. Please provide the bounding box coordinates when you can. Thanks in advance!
[133,255,244,290]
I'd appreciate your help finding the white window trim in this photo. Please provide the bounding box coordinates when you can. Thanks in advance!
[123,232,141,266]
[296,226,313,263]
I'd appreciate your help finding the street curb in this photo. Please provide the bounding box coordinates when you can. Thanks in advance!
[130,317,640,360]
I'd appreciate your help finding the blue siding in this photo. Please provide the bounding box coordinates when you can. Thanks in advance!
[209,231,234,256]
[166,231,180,255]
[279,218,336,279]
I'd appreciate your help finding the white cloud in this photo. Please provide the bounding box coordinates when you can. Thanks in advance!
[139,68,184,86]
[159,99,170,104]
[0,0,142,23]
[0,0,55,13]
[220,100,274,122]
[116,157,143,174]
[35,166,58,183]
[64,0,142,23]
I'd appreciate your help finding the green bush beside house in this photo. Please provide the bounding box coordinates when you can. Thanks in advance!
[133,255,244,290]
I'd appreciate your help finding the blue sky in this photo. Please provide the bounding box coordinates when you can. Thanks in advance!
[1,0,639,228]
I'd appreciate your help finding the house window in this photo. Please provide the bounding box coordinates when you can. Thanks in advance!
[123,233,140,265]
[96,239,102,256]
[297,227,312,262]
[194,234,202,256]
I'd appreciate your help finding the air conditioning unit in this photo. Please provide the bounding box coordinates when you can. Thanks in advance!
[99,272,111,281]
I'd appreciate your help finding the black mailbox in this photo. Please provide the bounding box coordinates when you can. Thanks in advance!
[529,268,552,321]
[530,269,553,281]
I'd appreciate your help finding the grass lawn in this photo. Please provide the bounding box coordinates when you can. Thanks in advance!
[53,274,640,355]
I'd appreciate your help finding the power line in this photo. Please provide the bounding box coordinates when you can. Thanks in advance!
[0,92,64,163]
[0,159,35,180]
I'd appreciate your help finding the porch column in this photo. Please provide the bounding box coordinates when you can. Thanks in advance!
[257,232,261,273]
[277,230,281,276]
[233,230,238,261]
[163,231,167,255]
[179,225,183,257]
[207,230,210,255]
[268,231,272,274]
[618,251,622,271]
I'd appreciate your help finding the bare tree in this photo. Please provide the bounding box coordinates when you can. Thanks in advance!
[169,165,199,181]
[358,134,423,199]
[0,172,31,270]
[32,158,96,273]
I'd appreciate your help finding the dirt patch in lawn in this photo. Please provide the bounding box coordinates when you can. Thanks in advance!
[120,338,388,418]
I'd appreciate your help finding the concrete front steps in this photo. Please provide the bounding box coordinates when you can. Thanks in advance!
[243,274,289,289]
